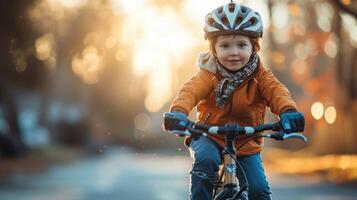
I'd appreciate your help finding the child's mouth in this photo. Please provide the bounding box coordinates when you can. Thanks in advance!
[227,60,240,63]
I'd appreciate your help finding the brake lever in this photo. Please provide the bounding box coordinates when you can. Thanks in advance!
[282,132,308,142]
[187,125,208,140]
[170,127,208,139]
[266,131,308,142]
[170,130,191,137]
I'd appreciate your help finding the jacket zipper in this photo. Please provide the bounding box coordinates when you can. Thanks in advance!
[228,77,256,125]
[202,112,212,124]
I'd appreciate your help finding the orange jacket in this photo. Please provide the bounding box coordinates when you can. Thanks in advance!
[170,52,297,156]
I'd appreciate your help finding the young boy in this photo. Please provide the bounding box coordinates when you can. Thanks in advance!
[164,2,305,200]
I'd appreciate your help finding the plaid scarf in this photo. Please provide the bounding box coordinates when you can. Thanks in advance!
[215,53,259,108]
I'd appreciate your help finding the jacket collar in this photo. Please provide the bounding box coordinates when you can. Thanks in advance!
[196,51,217,74]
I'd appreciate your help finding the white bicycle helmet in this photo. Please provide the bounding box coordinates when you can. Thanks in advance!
[204,2,263,40]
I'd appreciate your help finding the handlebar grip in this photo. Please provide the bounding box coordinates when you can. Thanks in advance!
[163,112,188,131]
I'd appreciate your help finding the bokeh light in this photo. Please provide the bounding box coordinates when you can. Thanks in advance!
[315,2,334,32]
[324,106,337,124]
[292,59,307,75]
[134,113,151,131]
[272,2,289,30]
[311,102,324,120]
[71,46,103,84]
[324,34,338,58]
[35,33,54,61]
[341,13,357,47]
[341,0,351,5]
[105,37,117,49]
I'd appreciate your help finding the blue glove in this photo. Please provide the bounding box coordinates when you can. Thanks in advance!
[280,110,305,133]
[163,111,188,131]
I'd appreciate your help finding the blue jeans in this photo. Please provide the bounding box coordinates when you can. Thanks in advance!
[189,136,272,200]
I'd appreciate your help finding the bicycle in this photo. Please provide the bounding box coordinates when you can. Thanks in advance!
[163,112,308,200]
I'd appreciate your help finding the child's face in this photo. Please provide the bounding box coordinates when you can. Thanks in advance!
[214,34,253,71]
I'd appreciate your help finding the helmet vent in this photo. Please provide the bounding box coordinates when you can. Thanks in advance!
[235,17,243,26]
[221,16,228,25]
[208,17,215,26]
[229,3,235,12]
[203,2,263,39]
[217,6,223,14]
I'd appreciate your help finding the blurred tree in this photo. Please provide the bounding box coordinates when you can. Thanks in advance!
[0,0,44,157]
[332,0,357,100]
[266,0,357,154]
[325,0,357,154]
[0,0,146,157]
[332,0,357,17]
[27,0,140,148]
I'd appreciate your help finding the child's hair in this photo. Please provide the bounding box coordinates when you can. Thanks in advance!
[208,36,261,56]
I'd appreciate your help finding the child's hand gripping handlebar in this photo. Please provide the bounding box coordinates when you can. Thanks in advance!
[163,112,308,142]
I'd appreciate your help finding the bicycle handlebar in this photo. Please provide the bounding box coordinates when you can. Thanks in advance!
[164,112,308,142]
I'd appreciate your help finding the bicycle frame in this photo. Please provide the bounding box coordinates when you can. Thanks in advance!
[213,131,247,200]
[164,112,307,200]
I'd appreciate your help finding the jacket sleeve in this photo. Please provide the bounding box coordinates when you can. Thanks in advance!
[257,66,297,115]
[170,68,214,115]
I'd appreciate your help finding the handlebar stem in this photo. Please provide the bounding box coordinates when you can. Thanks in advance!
[225,132,236,154]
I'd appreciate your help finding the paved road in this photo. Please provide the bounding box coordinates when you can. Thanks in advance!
[0,148,356,200]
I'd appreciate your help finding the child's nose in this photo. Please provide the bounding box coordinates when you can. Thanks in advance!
[230,48,239,56]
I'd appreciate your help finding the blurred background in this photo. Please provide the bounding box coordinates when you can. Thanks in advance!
[0,0,356,199]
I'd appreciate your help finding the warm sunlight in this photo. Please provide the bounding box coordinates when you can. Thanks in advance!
[116,0,271,112]
[5,0,357,199]
[47,0,87,8]
[118,2,195,112]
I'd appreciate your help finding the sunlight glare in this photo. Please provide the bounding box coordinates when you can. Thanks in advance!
[182,0,221,26]
[116,0,270,112]
[144,58,172,112]
[105,37,117,48]
[120,4,193,112]
[115,50,126,62]
[111,0,147,15]
[47,0,87,8]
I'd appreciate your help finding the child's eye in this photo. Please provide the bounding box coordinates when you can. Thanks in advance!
[238,43,247,48]
[220,44,229,48]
